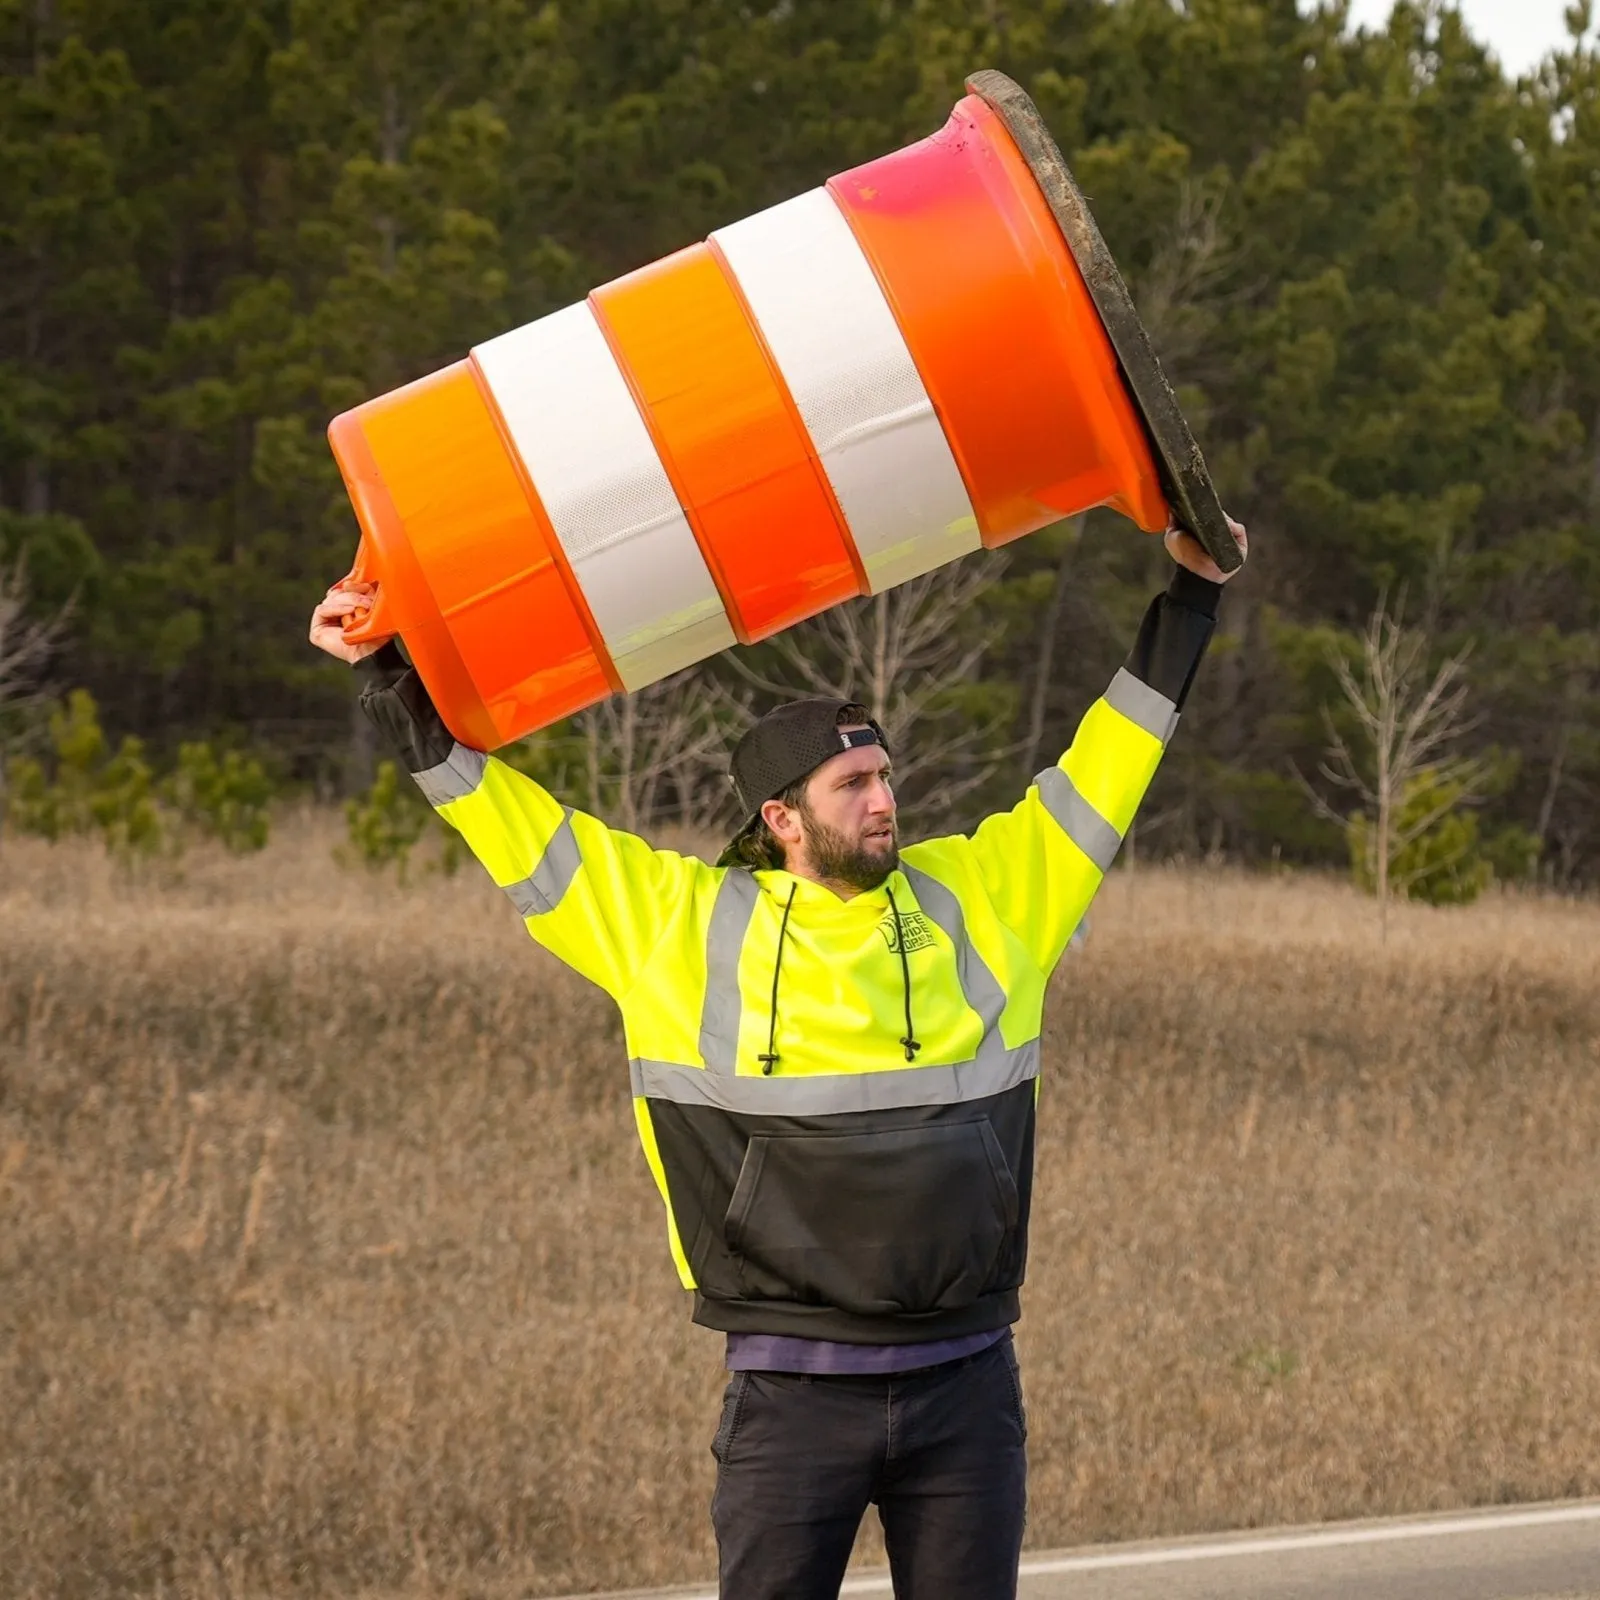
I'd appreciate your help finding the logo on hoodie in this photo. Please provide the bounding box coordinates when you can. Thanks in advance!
[879,909,936,954]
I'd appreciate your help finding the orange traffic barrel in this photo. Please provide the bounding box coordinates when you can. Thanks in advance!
[330,70,1236,752]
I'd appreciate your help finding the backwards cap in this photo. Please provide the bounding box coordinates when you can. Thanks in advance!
[717,697,889,867]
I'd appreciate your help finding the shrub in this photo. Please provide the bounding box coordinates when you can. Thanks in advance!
[90,735,165,859]
[5,689,166,859]
[1483,823,1542,885]
[1349,770,1492,906]
[341,760,429,881]
[5,688,103,840]
[339,759,471,883]
[164,741,274,853]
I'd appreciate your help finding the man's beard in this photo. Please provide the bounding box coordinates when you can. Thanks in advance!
[803,813,900,892]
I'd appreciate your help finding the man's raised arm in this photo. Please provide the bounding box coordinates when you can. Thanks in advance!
[935,519,1246,976]
[310,581,707,1002]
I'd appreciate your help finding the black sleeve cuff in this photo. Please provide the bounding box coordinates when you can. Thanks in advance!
[1124,575,1220,712]
[355,643,457,773]
[353,638,409,681]
[1165,565,1224,620]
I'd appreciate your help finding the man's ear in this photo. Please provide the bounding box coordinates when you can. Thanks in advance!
[761,796,804,846]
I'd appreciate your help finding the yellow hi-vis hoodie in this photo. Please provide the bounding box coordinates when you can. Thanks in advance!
[357,568,1220,1344]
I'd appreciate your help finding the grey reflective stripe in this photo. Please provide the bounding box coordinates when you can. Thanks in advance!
[1034,767,1122,874]
[698,870,761,1072]
[631,1038,1039,1114]
[504,809,581,917]
[412,743,489,807]
[1105,668,1179,745]
[898,864,1007,1052]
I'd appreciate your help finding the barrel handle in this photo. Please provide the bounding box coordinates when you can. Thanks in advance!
[338,537,397,645]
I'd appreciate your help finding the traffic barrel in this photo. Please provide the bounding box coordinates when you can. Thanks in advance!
[330,71,1235,752]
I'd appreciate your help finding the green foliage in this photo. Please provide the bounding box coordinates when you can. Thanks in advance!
[4,690,165,859]
[163,743,275,853]
[0,509,100,611]
[89,736,165,860]
[499,723,593,808]
[1348,771,1493,906]
[3,691,283,859]
[340,760,429,881]
[4,0,1600,877]
[6,689,104,838]
[433,818,469,878]
[3,756,61,838]
[1483,823,1543,886]
[1204,762,1344,862]
[1235,1343,1300,1387]
[338,755,472,883]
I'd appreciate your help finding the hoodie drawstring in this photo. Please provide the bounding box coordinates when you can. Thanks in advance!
[886,885,921,1063]
[757,881,921,1072]
[757,883,797,1075]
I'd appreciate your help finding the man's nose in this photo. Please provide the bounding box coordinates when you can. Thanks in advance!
[867,779,896,815]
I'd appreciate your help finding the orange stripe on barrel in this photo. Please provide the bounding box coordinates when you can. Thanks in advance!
[589,243,864,645]
[827,95,1170,547]
[346,361,616,744]
[705,234,872,600]
[329,408,496,751]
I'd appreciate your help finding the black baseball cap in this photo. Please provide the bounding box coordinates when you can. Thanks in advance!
[717,697,890,868]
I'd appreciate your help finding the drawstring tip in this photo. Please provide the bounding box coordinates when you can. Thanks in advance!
[758,883,795,1080]
[888,887,920,1068]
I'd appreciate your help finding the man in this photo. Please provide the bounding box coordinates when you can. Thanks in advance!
[309,515,1246,1599]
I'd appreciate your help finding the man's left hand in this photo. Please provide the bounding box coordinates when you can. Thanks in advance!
[1164,515,1247,583]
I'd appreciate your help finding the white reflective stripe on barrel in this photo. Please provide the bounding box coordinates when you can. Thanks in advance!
[472,303,735,690]
[712,188,981,594]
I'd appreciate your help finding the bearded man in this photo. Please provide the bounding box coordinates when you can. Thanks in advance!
[307,514,1246,1600]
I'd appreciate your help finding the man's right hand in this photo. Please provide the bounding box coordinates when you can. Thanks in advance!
[309,579,385,664]
[1164,514,1248,584]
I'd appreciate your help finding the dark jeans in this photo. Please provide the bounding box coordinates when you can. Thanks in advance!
[709,1338,1028,1600]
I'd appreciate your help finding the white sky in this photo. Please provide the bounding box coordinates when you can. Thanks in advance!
[1338,0,1597,76]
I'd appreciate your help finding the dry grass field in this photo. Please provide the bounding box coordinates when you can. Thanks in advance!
[3,813,1599,1599]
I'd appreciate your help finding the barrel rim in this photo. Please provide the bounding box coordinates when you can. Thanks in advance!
[965,69,1241,576]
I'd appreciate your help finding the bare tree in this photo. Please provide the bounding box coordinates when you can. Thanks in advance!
[0,555,69,722]
[0,556,71,824]
[725,553,1013,821]
[1534,656,1597,841]
[576,664,745,836]
[1300,593,1495,939]
[1020,517,1084,777]
[1135,180,1231,375]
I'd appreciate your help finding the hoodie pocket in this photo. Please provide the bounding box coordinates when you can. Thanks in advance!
[723,1119,1019,1316]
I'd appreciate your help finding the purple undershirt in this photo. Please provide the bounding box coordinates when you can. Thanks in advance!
[726,1327,1010,1375]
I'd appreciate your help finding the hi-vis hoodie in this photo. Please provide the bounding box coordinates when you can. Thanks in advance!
[357,566,1221,1345]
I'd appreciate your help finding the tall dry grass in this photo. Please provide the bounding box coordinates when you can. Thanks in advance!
[2,813,1598,1598]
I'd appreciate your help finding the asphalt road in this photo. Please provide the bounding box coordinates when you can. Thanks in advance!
[562,1500,1600,1600]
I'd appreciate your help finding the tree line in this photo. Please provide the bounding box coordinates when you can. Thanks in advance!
[2,0,1597,885]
